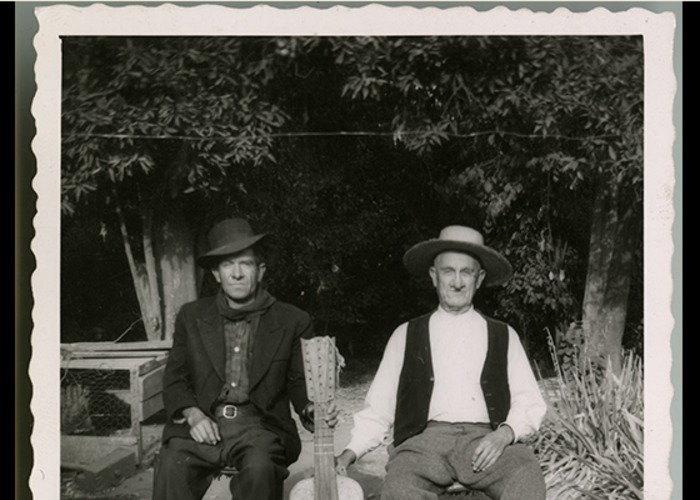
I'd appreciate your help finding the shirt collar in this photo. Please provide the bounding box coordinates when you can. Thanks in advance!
[434,305,480,321]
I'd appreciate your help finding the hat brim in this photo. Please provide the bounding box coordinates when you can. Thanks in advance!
[196,234,266,268]
[403,240,512,287]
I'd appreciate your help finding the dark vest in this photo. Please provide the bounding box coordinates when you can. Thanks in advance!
[393,311,511,447]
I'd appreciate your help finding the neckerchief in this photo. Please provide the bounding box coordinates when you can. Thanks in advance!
[215,288,276,322]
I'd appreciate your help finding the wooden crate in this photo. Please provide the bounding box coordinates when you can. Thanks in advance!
[61,341,171,466]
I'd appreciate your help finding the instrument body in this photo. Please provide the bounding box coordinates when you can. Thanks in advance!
[289,337,364,500]
[289,475,364,500]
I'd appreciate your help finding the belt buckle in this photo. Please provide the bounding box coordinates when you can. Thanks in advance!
[221,404,238,419]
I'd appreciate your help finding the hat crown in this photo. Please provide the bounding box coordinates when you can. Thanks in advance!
[208,218,255,249]
[197,217,267,268]
[403,224,512,286]
[439,226,484,245]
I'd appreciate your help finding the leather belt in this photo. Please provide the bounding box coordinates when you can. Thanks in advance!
[215,403,259,420]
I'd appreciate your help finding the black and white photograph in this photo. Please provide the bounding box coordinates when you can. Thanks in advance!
[26,4,679,500]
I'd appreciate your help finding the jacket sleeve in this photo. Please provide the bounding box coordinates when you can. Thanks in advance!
[162,306,199,422]
[286,310,314,417]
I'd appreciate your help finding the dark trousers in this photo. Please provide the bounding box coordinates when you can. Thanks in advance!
[382,422,546,500]
[152,414,289,500]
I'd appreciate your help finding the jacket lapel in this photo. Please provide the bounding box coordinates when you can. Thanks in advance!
[249,306,284,390]
[196,300,226,382]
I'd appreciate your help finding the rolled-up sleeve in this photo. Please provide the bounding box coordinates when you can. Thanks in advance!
[344,324,407,459]
[503,326,547,442]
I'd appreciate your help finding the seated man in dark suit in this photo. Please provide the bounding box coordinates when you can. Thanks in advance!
[153,217,336,500]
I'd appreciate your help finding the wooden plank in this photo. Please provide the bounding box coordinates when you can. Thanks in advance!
[138,353,169,375]
[141,364,165,400]
[61,355,166,371]
[62,357,151,370]
[62,435,138,465]
[61,340,173,351]
[65,351,168,359]
[75,447,137,493]
[140,392,164,422]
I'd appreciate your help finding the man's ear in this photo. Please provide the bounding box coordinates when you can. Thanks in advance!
[429,266,438,287]
[212,269,221,283]
[257,262,267,282]
[476,269,486,289]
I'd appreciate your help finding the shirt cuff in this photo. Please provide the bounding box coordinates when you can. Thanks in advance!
[502,418,535,443]
[344,439,371,461]
[497,422,515,444]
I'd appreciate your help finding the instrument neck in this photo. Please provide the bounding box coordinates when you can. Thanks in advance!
[313,401,338,500]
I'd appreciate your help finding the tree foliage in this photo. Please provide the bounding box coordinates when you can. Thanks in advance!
[61,36,643,365]
[62,37,291,210]
[325,36,643,365]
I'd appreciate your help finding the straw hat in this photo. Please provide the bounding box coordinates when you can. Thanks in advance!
[402,226,512,286]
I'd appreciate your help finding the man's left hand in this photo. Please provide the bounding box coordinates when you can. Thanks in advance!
[301,402,340,432]
[471,425,514,473]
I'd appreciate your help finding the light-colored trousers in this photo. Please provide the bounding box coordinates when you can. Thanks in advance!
[382,422,546,500]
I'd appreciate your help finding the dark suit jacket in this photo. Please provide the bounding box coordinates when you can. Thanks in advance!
[161,295,313,464]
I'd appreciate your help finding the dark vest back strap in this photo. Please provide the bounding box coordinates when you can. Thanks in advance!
[393,311,510,448]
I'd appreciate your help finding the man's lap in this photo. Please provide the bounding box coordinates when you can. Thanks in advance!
[385,423,541,494]
[160,416,287,472]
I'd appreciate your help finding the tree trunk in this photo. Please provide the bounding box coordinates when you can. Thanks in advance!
[114,193,163,341]
[141,197,164,340]
[158,205,197,340]
[582,175,637,374]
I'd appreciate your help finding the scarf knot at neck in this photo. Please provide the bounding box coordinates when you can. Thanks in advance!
[216,289,276,322]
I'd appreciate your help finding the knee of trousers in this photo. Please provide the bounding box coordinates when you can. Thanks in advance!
[504,445,541,470]
[381,469,422,493]
[239,459,288,480]
[156,441,190,472]
[502,446,545,484]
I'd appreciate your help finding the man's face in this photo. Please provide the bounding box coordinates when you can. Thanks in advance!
[212,248,266,307]
[429,251,485,314]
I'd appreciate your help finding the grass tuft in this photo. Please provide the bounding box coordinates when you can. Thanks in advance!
[533,331,643,499]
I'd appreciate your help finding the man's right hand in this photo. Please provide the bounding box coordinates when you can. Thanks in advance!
[182,407,221,445]
[335,449,357,476]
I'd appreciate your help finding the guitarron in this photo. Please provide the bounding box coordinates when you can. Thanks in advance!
[289,336,364,500]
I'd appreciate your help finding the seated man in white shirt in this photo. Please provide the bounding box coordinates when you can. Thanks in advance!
[335,225,548,500]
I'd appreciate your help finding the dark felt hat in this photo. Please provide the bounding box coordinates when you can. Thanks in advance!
[402,225,512,287]
[197,218,266,269]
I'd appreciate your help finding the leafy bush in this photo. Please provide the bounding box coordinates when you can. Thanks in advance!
[534,336,643,499]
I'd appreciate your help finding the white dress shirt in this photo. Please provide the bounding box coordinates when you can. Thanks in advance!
[344,306,547,459]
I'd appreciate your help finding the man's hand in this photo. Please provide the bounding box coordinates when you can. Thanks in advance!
[325,402,340,428]
[182,407,221,445]
[335,449,357,476]
[301,402,340,432]
[471,425,514,473]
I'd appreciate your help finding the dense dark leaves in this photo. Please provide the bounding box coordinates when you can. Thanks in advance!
[61,36,643,362]
[331,36,642,352]
[62,37,289,213]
